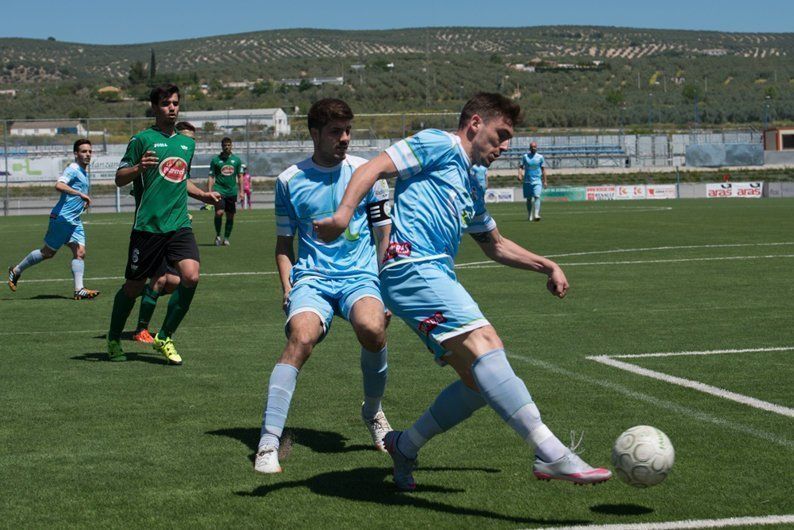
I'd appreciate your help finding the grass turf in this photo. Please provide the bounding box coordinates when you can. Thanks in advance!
[1,198,792,528]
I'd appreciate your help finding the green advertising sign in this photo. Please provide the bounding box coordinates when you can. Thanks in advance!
[543,187,587,202]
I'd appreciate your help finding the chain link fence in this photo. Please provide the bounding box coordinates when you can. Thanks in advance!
[1,113,763,215]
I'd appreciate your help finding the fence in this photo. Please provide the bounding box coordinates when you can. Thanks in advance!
[1,113,764,215]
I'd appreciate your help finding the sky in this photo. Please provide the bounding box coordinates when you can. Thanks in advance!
[1,0,793,45]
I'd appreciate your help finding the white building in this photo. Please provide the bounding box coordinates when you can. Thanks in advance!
[10,120,87,137]
[180,108,291,137]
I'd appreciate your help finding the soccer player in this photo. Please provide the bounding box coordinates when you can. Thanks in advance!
[7,139,100,300]
[517,141,546,221]
[315,93,611,490]
[240,164,252,209]
[107,84,220,364]
[254,98,393,474]
[208,137,244,245]
[130,121,196,343]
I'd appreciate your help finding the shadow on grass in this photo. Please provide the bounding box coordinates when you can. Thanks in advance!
[238,466,588,526]
[92,331,146,341]
[207,427,371,461]
[591,503,654,516]
[71,351,169,365]
[28,294,73,300]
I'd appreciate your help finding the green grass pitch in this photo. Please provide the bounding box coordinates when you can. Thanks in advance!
[1,198,792,528]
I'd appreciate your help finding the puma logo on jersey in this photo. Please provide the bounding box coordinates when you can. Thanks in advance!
[153,143,168,148]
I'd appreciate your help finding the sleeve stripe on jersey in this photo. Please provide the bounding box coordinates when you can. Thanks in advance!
[466,215,497,234]
[385,141,421,178]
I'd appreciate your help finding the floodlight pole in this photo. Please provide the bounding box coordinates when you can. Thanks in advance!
[3,121,9,217]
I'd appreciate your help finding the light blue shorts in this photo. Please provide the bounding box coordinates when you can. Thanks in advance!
[523,181,543,199]
[285,275,383,339]
[380,259,490,360]
[44,217,85,250]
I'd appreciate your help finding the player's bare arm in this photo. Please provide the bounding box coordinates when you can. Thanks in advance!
[469,227,569,298]
[54,181,91,206]
[187,180,221,204]
[373,223,391,267]
[314,152,398,242]
[115,150,159,186]
[274,235,295,311]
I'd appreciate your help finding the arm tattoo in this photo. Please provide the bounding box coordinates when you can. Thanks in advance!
[469,231,491,244]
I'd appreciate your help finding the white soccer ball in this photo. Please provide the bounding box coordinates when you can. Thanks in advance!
[611,425,674,488]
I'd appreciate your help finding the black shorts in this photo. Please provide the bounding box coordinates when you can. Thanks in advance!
[125,228,199,281]
[215,195,237,214]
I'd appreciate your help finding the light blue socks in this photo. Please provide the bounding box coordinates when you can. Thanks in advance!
[259,363,299,449]
[360,346,388,419]
[471,349,566,462]
[15,249,44,274]
[398,379,487,459]
[71,259,84,291]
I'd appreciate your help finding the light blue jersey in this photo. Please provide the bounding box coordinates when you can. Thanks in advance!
[383,129,496,271]
[50,162,89,224]
[275,155,390,284]
[521,152,544,184]
[471,164,487,189]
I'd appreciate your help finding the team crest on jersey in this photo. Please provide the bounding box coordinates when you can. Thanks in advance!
[220,165,235,176]
[383,241,412,262]
[159,157,188,183]
[418,312,447,335]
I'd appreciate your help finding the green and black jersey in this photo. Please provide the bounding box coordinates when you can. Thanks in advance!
[209,153,243,197]
[120,127,195,234]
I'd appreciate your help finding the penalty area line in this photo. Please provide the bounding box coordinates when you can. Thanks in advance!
[530,514,794,530]
[587,349,794,418]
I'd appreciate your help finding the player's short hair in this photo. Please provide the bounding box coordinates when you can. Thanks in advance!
[73,138,91,152]
[458,92,522,129]
[307,98,353,132]
[221,137,232,144]
[149,84,180,106]
[175,121,196,133]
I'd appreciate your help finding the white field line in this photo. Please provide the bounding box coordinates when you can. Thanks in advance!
[608,347,794,359]
[457,254,794,270]
[501,206,673,217]
[508,354,794,449]
[456,241,794,268]
[17,270,279,284]
[531,514,794,530]
[587,349,794,418]
[14,251,794,285]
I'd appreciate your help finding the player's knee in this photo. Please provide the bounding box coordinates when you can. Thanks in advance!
[285,330,318,358]
[75,248,86,260]
[163,274,180,294]
[354,320,386,352]
[41,247,56,259]
[180,270,199,287]
[151,276,167,291]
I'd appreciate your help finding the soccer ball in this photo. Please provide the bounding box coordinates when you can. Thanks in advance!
[611,425,674,488]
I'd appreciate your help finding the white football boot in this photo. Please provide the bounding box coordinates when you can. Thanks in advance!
[362,406,392,453]
[532,451,611,485]
[254,445,282,474]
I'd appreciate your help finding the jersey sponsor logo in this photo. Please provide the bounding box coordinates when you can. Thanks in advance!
[383,241,412,262]
[418,311,447,335]
[344,227,360,241]
[153,143,168,148]
[159,157,188,183]
[220,165,235,176]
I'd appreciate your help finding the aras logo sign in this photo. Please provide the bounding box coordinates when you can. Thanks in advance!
[418,312,447,335]
[220,165,235,176]
[383,241,412,262]
[159,157,188,183]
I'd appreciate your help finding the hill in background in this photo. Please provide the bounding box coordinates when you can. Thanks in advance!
[1,26,792,128]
